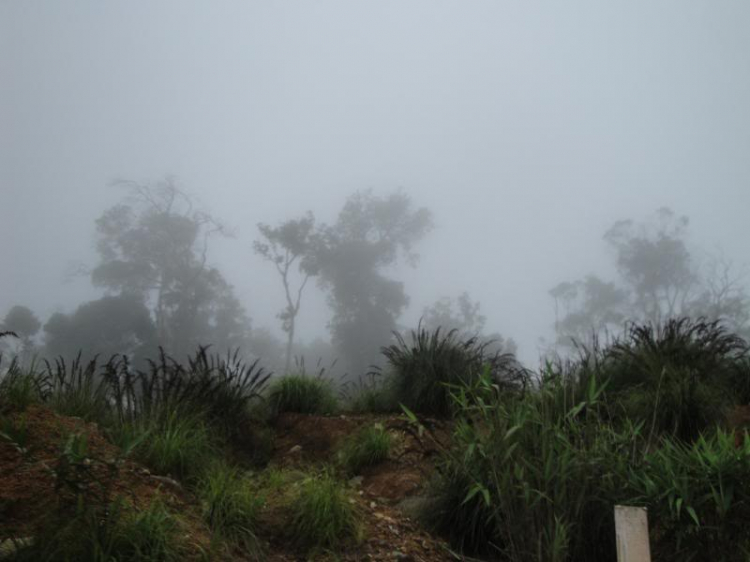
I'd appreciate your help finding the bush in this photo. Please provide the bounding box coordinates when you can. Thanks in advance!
[337,423,392,474]
[268,374,338,415]
[422,368,631,561]
[381,324,527,417]
[288,469,361,552]
[197,461,261,553]
[605,318,748,441]
[629,430,750,561]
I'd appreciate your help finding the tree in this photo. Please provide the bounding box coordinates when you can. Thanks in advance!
[551,208,750,349]
[550,276,628,348]
[422,292,487,335]
[2,306,41,343]
[1,305,41,360]
[253,213,318,373]
[315,190,433,375]
[90,178,248,357]
[43,294,156,362]
[422,292,517,355]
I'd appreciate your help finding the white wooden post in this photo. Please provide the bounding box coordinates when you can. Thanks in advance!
[615,505,651,562]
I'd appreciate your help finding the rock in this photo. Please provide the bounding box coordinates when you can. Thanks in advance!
[391,550,414,561]
[348,475,364,487]
[288,444,302,455]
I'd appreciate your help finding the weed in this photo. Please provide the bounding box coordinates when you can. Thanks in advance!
[337,423,392,474]
[268,374,338,415]
[288,469,361,552]
[197,461,261,553]
[128,408,216,482]
[381,323,527,417]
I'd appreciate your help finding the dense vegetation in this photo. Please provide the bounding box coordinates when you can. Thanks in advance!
[3,317,750,560]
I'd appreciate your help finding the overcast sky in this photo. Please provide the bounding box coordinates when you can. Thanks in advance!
[2,1,749,365]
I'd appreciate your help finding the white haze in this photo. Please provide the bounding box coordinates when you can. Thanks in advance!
[2,1,749,366]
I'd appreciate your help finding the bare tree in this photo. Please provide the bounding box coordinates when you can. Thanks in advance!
[254,212,318,373]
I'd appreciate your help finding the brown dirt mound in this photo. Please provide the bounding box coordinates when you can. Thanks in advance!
[0,405,211,555]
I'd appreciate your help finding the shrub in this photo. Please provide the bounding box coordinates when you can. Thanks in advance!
[289,469,361,552]
[268,374,338,415]
[197,461,261,553]
[421,368,631,561]
[381,324,527,417]
[629,430,750,561]
[606,318,748,441]
[110,347,271,438]
[337,423,392,474]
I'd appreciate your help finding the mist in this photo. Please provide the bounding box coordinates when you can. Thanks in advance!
[2,1,749,372]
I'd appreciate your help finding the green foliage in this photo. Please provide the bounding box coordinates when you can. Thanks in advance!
[268,374,338,415]
[629,431,750,561]
[0,358,42,412]
[126,408,215,482]
[288,469,361,552]
[606,318,748,440]
[422,368,627,560]
[9,498,183,562]
[337,423,392,474]
[197,461,261,553]
[382,324,527,417]
[344,373,399,414]
[46,354,112,423]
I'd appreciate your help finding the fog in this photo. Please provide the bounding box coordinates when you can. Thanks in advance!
[2,1,749,370]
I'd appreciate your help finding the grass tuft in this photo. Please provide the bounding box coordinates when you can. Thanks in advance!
[337,423,392,474]
[197,461,262,553]
[268,374,338,415]
[288,469,361,552]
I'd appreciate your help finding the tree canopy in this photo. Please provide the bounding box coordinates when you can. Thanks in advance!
[314,190,433,375]
[551,208,750,349]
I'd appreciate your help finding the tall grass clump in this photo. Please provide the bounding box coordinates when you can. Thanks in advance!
[122,408,216,482]
[343,372,399,414]
[46,354,113,423]
[605,318,748,441]
[0,356,43,412]
[197,461,261,554]
[381,324,528,417]
[629,430,750,561]
[268,374,338,415]
[422,366,636,561]
[337,423,392,474]
[288,469,361,553]
[109,347,271,439]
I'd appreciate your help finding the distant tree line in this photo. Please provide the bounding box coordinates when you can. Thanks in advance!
[550,207,750,350]
[1,177,518,379]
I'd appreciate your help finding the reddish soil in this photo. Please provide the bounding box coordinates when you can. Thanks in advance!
[268,412,457,561]
[1,406,459,561]
[0,405,213,557]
